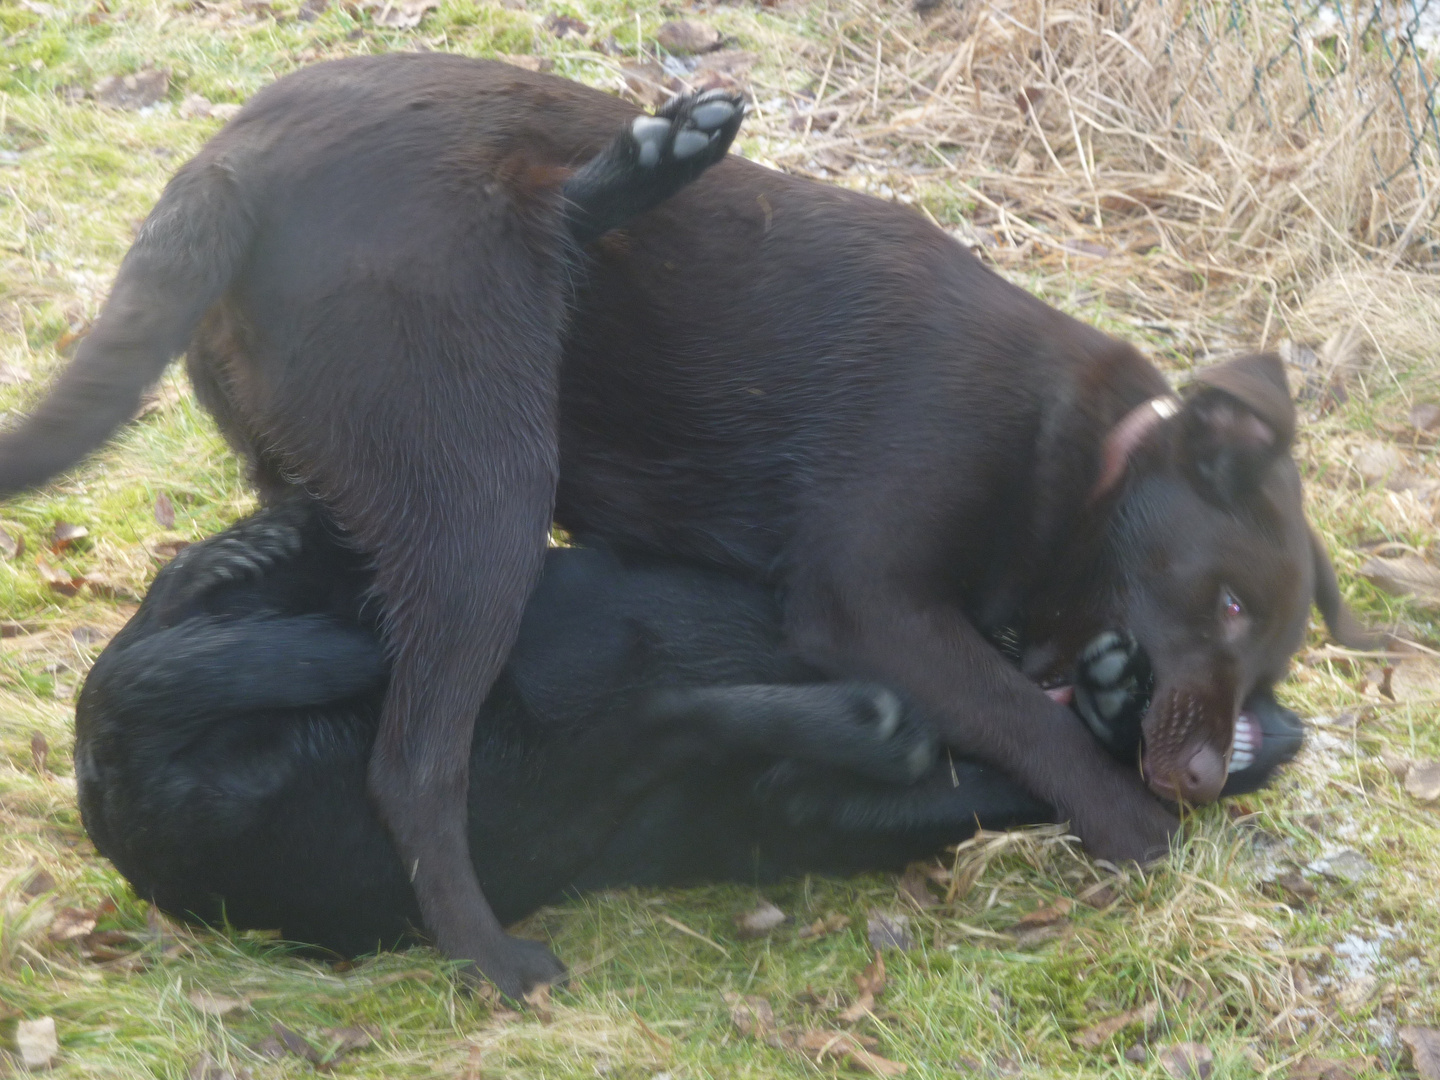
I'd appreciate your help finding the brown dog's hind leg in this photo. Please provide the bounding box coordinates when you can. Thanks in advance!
[562,89,745,247]
[245,202,571,994]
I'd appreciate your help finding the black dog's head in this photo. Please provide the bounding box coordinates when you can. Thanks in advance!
[1091,352,1373,805]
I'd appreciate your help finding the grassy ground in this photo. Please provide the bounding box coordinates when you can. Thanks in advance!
[1,0,1438,1076]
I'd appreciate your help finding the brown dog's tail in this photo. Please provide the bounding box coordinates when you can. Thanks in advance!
[1311,528,1382,649]
[0,157,252,497]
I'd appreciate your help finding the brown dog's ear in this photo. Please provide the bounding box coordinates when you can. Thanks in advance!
[1181,352,1297,503]
[1310,528,1382,649]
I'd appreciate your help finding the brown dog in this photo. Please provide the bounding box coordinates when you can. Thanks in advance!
[0,54,1368,995]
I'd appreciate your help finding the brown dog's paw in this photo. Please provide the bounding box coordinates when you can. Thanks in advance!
[468,935,568,1002]
[633,88,745,171]
[1066,779,1179,866]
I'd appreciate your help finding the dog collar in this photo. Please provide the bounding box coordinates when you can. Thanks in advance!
[1091,394,1182,502]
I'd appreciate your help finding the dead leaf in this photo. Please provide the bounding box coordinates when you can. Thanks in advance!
[522,983,553,1023]
[798,912,850,940]
[1380,748,1414,778]
[188,1051,254,1080]
[1404,760,1440,802]
[726,993,782,1043]
[1077,881,1117,909]
[16,1016,59,1070]
[1073,1001,1158,1050]
[838,951,886,1022]
[1359,553,1440,610]
[1401,1026,1440,1080]
[147,537,192,562]
[1012,897,1072,928]
[1125,1043,1149,1063]
[366,0,436,27]
[31,731,49,775]
[1158,1042,1214,1079]
[728,992,909,1073]
[735,900,786,939]
[262,1023,372,1070]
[93,68,169,109]
[621,63,673,108]
[0,524,24,559]
[20,868,56,897]
[36,556,85,597]
[795,1029,908,1075]
[0,362,32,384]
[178,93,242,121]
[50,907,98,942]
[688,49,755,93]
[657,19,721,54]
[543,12,587,37]
[187,989,248,1016]
[1287,1056,1368,1080]
[154,493,176,529]
[271,1024,319,1063]
[70,625,108,647]
[1009,898,1073,946]
[296,0,327,19]
[499,54,551,73]
[1411,402,1440,432]
[321,1026,376,1055]
[459,1044,485,1080]
[866,910,914,951]
[50,521,88,551]
[1352,440,1409,486]
[1267,870,1318,905]
[897,865,938,909]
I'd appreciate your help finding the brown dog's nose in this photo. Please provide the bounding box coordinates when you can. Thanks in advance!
[1177,744,1227,803]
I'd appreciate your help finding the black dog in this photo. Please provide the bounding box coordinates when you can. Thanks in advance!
[0,56,1367,993]
[76,504,1305,956]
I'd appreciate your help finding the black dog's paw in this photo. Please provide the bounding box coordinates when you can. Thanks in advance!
[1073,630,1152,761]
[177,511,304,588]
[145,504,308,624]
[833,683,937,784]
[632,89,745,171]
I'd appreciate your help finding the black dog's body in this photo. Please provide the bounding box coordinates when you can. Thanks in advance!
[0,54,1367,991]
[76,507,1304,955]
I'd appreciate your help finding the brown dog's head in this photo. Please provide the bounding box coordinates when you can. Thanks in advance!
[1095,352,1373,804]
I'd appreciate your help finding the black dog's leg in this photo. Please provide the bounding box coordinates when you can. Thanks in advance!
[758,758,1054,838]
[639,683,936,784]
[138,499,313,627]
[562,90,745,246]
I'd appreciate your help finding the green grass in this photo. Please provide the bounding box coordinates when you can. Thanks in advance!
[1,0,1438,1075]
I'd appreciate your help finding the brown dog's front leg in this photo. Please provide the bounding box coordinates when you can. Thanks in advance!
[787,589,1178,865]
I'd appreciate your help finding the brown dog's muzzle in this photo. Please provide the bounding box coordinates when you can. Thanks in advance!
[1141,685,1232,803]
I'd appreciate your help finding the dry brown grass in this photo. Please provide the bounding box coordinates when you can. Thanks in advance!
[752,0,1440,378]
